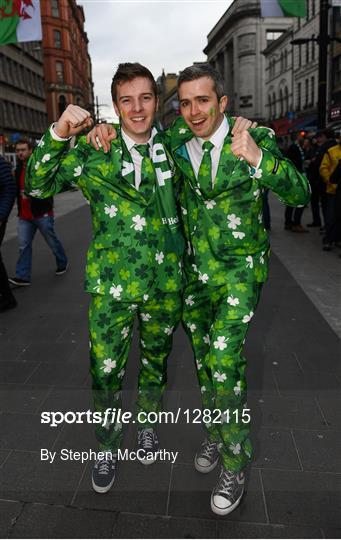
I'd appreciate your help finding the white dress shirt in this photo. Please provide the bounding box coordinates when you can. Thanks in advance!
[185,115,262,188]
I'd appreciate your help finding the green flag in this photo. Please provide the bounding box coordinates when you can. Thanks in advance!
[261,0,307,17]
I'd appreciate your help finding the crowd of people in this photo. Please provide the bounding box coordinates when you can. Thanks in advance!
[279,128,341,254]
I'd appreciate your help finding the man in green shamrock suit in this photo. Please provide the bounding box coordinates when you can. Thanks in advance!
[87,62,309,516]
[169,63,310,516]
[25,63,185,494]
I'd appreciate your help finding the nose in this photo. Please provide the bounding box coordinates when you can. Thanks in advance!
[190,101,199,116]
[132,98,143,112]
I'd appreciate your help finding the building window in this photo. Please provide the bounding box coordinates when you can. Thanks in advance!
[56,61,64,82]
[272,92,276,118]
[280,88,283,116]
[305,78,309,107]
[284,49,288,69]
[311,76,315,106]
[312,0,315,17]
[312,35,315,60]
[333,55,341,88]
[297,82,301,111]
[58,95,67,116]
[54,30,62,49]
[268,95,272,119]
[266,31,284,46]
[298,45,302,67]
[51,0,60,17]
[306,0,310,21]
[306,42,309,64]
[284,86,288,114]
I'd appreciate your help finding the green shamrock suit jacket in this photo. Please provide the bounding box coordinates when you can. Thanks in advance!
[25,128,184,301]
[167,116,310,286]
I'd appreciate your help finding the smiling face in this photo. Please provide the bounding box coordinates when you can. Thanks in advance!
[178,76,227,139]
[113,76,158,143]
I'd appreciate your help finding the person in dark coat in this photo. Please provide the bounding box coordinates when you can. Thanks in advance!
[284,131,308,232]
[0,155,17,312]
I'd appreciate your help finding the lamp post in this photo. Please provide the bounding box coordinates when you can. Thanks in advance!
[291,0,341,129]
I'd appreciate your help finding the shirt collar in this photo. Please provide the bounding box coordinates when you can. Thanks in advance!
[197,115,229,150]
[121,126,156,151]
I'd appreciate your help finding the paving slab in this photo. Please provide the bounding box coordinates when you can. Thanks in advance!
[292,429,341,473]
[112,513,217,538]
[0,451,85,505]
[10,502,117,539]
[261,469,341,528]
[0,500,24,537]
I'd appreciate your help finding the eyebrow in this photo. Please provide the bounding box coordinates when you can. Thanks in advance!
[180,95,210,101]
[119,93,153,100]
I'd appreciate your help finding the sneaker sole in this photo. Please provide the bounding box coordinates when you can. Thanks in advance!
[137,456,157,466]
[92,474,115,493]
[194,456,219,473]
[8,279,30,286]
[210,490,243,516]
[56,265,69,276]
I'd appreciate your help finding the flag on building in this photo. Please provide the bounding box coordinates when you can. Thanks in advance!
[261,0,307,17]
[0,0,42,46]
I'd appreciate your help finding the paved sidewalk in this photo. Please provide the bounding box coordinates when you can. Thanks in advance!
[0,203,340,539]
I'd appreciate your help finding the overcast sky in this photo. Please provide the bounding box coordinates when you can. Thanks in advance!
[79,0,232,120]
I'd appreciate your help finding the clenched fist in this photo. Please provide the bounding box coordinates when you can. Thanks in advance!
[54,105,94,138]
[231,130,262,168]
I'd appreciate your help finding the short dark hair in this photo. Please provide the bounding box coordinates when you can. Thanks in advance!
[15,138,32,149]
[111,62,157,103]
[177,63,225,100]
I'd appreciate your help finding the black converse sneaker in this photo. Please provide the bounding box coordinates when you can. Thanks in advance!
[137,428,159,465]
[194,439,219,473]
[92,453,117,493]
[211,466,245,516]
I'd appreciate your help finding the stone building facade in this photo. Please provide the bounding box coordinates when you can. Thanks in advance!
[203,0,293,120]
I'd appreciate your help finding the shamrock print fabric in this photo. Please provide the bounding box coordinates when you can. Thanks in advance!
[25,127,184,302]
[168,115,310,287]
[183,279,262,472]
[89,291,181,451]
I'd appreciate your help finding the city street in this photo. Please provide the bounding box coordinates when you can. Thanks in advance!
[0,192,340,539]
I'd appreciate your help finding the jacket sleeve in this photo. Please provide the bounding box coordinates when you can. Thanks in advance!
[252,129,310,207]
[0,157,16,221]
[319,150,332,185]
[25,127,89,198]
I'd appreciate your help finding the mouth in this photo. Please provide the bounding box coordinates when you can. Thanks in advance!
[130,116,146,124]
[190,118,206,128]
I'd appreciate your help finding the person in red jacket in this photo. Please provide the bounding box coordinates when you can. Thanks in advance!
[8,139,68,287]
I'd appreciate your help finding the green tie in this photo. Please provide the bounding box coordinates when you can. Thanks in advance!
[197,140,214,192]
[135,144,155,200]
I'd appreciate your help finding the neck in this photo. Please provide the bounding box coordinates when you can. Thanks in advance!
[121,126,152,144]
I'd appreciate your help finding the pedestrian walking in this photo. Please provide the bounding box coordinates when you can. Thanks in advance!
[9,139,68,287]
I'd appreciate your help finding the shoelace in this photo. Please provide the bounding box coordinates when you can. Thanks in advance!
[201,440,217,460]
[139,428,154,449]
[96,459,111,475]
[216,468,235,496]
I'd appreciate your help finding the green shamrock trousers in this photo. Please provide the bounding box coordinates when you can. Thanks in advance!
[182,279,262,472]
[89,292,182,451]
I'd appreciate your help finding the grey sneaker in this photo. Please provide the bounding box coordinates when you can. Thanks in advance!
[137,428,159,465]
[211,467,245,516]
[194,439,219,473]
[92,454,117,493]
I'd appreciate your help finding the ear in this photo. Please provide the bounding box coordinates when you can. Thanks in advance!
[113,101,120,118]
[219,95,228,113]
